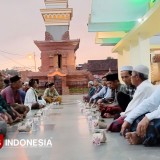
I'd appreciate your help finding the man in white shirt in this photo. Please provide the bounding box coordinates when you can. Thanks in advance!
[121,65,154,117]
[108,65,154,132]
[24,79,46,110]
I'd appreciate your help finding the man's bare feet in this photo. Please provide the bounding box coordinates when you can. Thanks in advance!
[13,117,22,123]
[125,132,143,145]
[91,104,95,108]
[103,113,114,118]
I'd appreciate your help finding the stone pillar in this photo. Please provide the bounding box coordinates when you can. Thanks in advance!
[67,50,76,70]
[53,54,58,68]
[62,54,67,72]
[41,51,51,72]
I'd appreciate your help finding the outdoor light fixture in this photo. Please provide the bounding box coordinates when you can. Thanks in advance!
[137,18,143,23]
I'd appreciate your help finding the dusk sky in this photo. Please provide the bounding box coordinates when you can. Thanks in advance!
[0,0,116,71]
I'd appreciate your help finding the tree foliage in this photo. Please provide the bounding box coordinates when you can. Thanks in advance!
[1,69,19,76]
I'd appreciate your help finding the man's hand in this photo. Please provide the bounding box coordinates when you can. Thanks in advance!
[136,116,149,138]
[15,111,23,119]
[120,121,131,136]
[52,97,58,101]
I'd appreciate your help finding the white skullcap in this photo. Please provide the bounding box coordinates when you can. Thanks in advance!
[88,81,93,85]
[24,82,29,85]
[120,66,133,71]
[133,65,149,75]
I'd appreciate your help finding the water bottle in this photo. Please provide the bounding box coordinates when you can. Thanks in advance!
[32,119,37,131]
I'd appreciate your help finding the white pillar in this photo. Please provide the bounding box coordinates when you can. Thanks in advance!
[118,49,131,83]
[138,36,150,69]
[130,35,151,80]
[118,49,131,70]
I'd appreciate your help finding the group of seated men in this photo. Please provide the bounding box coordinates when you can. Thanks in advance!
[83,64,160,146]
[0,73,61,136]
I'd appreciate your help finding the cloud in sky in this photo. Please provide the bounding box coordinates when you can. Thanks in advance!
[0,0,116,70]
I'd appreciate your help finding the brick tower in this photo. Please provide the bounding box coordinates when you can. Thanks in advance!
[28,0,92,95]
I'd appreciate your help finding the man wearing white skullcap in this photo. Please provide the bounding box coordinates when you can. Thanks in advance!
[119,67,160,146]
[117,66,136,110]
[132,65,149,75]
[83,81,95,102]
[88,81,94,86]
[120,66,133,72]
[121,64,155,136]
[108,65,154,132]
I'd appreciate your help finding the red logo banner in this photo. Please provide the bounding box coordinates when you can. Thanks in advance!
[0,134,4,149]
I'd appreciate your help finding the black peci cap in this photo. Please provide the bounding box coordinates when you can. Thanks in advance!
[106,73,119,81]
[10,75,21,83]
